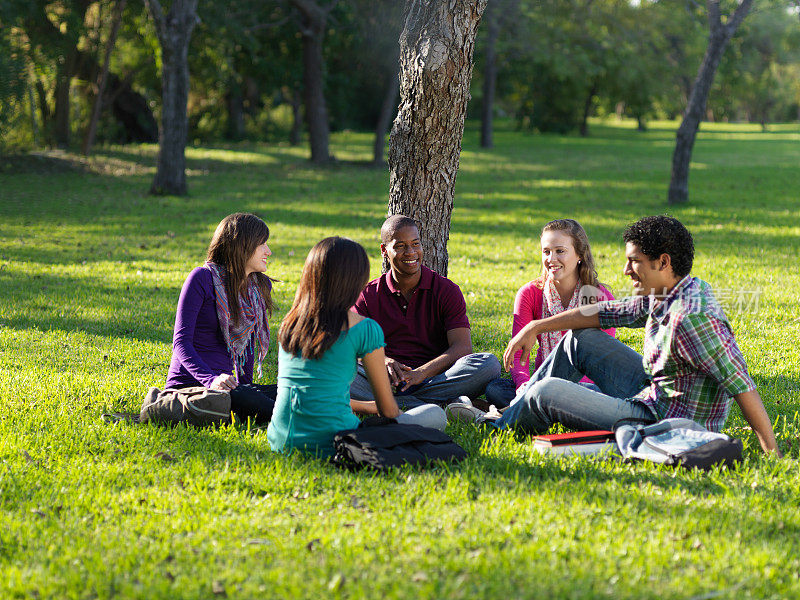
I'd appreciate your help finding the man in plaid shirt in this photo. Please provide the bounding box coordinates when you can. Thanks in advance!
[451,216,780,454]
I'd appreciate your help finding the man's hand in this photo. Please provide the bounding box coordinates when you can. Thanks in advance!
[397,368,427,392]
[209,373,237,391]
[385,357,412,386]
[502,322,539,372]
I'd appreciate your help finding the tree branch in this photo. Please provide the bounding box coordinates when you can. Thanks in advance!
[725,0,755,35]
[144,0,167,41]
[244,16,290,33]
[706,0,722,36]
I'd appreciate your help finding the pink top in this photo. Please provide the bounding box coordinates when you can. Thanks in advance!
[510,278,615,391]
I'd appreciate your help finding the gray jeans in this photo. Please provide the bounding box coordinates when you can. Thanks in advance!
[350,352,501,410]
[396,404,447,431]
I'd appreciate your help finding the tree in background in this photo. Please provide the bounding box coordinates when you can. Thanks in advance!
[0,23,28,147]
[478,0,519,147]
[82,0,127,155]
[350,0,404,164]
[290,0,336,164]
[3,0,157,149]
[2,0,799,155]
[189,1,299,143]
[668,0,754,204]
[145,0,199,196]
[388,0,487,276]
[714,1,800,126]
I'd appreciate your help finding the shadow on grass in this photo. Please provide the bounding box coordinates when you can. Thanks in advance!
[0,271,179,343]
[110,414,800,546]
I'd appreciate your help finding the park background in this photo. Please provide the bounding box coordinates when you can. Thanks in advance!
[2,1,800,598]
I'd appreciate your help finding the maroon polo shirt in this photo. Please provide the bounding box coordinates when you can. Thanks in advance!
[354,265,470,369]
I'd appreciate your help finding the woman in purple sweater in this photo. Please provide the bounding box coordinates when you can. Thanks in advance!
[166,213,277,423]
[485,219,615,408]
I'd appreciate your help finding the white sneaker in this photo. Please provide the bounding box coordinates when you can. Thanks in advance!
[445,402,487,425]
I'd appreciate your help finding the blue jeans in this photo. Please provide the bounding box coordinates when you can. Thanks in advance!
[484,378,516,408]
[350,352,501,409]
[485,377,601,409]
[493,329,657,434]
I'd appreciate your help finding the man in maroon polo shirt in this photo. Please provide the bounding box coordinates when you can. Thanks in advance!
[350,215,501,410]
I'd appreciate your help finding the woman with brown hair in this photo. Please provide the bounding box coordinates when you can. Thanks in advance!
[166,212,277,423]
[267,236,445,457]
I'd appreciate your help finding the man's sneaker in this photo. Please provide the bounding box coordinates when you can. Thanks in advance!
[445,402,489,425]
[485,405,503,420]
[453,395,472,407]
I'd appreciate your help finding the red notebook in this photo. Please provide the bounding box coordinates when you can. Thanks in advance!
[532,430,618,456]
[532,430,615,446]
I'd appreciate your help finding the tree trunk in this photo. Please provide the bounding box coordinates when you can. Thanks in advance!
[35,80,51,145]
[373,67,399,165]
[388,0,488,276]
[226,78,245,141]
[27,84,40,146]
[145,0,199,196]
[579,81,598,138]
[291,0,333,164]
[667,0,753,205]
[83,0,127,155]
[289,84,302,146]
[54,51,78,148]
[104,71,159,142]
[480,0,499,148]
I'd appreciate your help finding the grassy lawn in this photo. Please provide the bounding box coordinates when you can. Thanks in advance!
[1,119,799,599]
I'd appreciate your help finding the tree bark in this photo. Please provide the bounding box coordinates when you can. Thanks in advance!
[35,80,50,144]
[83,0,127,155]
[291,0,334,164]
[226,77,245,141]
[579,81,598,138]
[480,0,499,148]
[54,50,78,148]
[373,67,400,165]
[27,84,40,146]
[145,0,199,196]
[667,0,753,204]
[388,0,488,276]
[289,84,302,146]
[104,71,158,142]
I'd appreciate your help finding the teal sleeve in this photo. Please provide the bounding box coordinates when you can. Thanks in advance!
[357,318,386,358]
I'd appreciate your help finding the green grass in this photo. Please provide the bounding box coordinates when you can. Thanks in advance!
[1,118,800,599]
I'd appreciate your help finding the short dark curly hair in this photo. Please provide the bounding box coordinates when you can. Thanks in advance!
[623,216,694,278]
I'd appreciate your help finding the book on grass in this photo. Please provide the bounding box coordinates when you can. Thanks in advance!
[532,430,619,456]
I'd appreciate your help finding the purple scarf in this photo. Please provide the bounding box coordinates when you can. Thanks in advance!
[204,262,270,382]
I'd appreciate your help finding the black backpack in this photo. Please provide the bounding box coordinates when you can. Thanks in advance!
[332,417,468,471]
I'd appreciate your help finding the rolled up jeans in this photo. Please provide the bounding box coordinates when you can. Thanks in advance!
[493,328,657,434]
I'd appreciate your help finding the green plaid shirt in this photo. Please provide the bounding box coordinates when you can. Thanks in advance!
[597,276,756,432]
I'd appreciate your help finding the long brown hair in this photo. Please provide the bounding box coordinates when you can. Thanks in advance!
[538,218,600,288]
[206,213,275,324]
[279,237,370,360]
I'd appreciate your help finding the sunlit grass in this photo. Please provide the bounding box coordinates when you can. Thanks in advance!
[1,119,799,599]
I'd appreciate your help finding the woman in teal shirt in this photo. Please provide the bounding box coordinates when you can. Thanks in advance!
[267,237,445,457]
